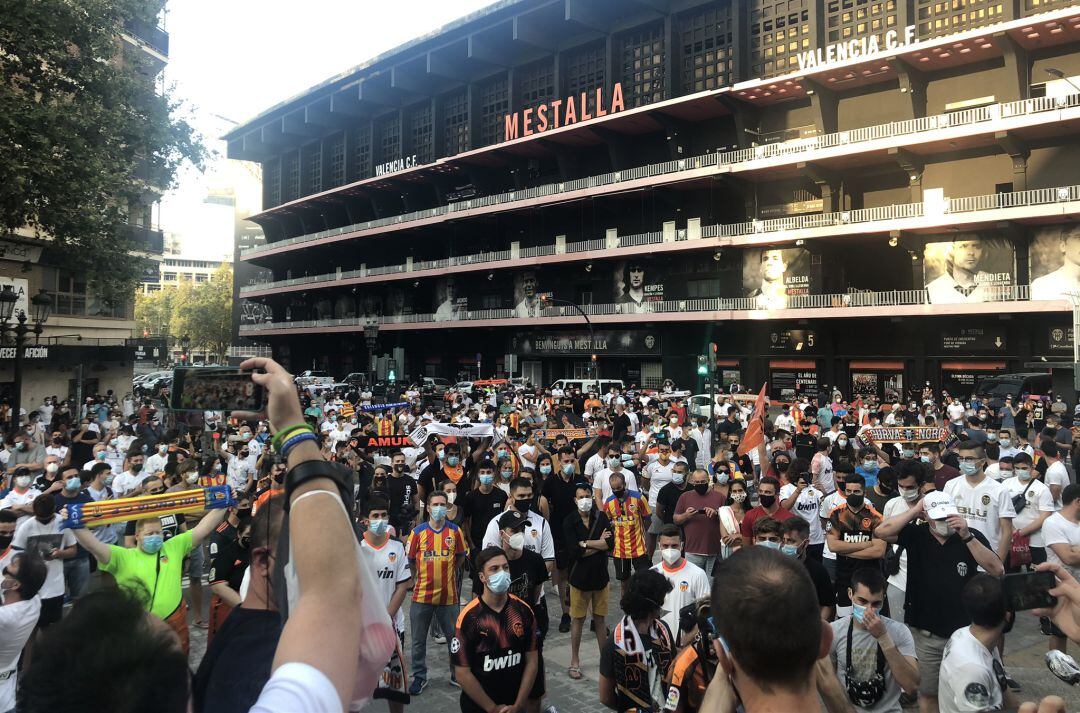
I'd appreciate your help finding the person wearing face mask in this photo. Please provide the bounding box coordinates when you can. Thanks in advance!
[53,467,93,600]
[643,437,677,555]
[865,464,899,514]
[656,462,690,529]
[217,439,257,496]
[538,447,586,634]
[781,518,836,620]
[874,490,1003,712]
[31,455,65,497]
[111,451,148,498]
[943,442,1016,565]
[779,462,825,562]
[461,460,508,576]
[602,472,652,599]
[740,476,796,542]
[0,467,41,526]
[829,431,855,466]
[452,546,539,713]
[8,432,46,474]
[10,494,76,631]
[879,460,926,624]
[440,480,465,526]
[592,448,641,508]
[672,469,724,576]
[855,446,884,490]
[828,567,919,713]
[1002,452,1055,573]
[0,551,46,713]
[144,441,170,475]
[811,437,837,496]
[406,490,468,695]
[650,525,710,647]
[565,483,614,680]
[206,513,253,647]
[360,498,413,713]
[386,451,420,541]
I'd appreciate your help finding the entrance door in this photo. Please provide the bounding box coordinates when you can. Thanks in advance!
[522,361,543,389]
[641,362,663,389]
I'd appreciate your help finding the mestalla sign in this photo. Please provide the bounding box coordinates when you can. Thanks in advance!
[512,330,660,356]
[504,83,626,142]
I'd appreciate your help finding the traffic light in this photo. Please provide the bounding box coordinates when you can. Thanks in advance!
[697,355,708,375]
[388,369,396,382]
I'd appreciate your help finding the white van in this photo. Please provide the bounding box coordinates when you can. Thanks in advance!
[550,379,625,394]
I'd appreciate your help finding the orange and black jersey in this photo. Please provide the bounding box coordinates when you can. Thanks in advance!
[662,644,713,712]
[452,594,538,713]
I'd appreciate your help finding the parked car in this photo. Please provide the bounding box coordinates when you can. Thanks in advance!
[550,379,625,394]
[973,372,1052,409]
[421,377,451,396]
[295,370,334,388]
[343,372,369,387]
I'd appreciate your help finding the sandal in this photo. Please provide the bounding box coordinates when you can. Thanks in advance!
[568,667,583,680]
[193,619,209,629]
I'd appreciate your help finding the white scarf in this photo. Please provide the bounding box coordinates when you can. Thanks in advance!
[408,422,502,446]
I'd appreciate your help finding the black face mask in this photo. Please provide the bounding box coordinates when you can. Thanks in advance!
[0,534,11,550]
[693,483,710,496]
[393,464,405,473]
[775,460,790,472]
[130,463,143,474]
[513,498,531,513]
[847,494,865,510]
[612,488,626,500]
[758,494,776,508]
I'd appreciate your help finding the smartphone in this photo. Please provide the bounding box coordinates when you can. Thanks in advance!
[1001,571,1057,611]
[170,368,267,413]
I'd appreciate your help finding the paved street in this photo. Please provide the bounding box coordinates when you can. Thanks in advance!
[185,557,1080,712]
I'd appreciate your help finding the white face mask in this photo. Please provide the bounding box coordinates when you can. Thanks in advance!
[446,491,457,504]
[660,547,682,566]
[576,497,593,513]
[930,520,951,537]
[507,532,526,550]
[186,474,199,485]
[45,463,59,474]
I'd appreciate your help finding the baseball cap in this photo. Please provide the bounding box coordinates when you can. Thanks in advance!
[498,510,531,531]
[924,491,959,520]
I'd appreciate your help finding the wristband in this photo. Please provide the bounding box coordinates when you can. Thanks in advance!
[283,459,354,512]
[272,424,314,452]
[875,633,896,651]
[961,533,974,543]
[281,432,318,459]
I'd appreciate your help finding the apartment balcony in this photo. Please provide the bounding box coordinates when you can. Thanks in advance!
[241,181,1080,298]
[239,285,1071,338]
[123,18,169,58]
[241,92,1080,262]
[128,224,165,254]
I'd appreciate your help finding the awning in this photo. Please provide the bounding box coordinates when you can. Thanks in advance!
[941,361,1007,370]
[715,359,740,367]
[849,360,904,370]
[770,359,816,369]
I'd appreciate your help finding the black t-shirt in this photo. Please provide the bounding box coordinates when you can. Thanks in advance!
[899,522,990,637]
[794,433,817,459]
[452,595,538,713]
[419,460,474,499]
[461,486,508,549]
[69,430,97,466]
[384,474,418,532]
[124,513,182,541]
[599,629,655,713]
[32,474,60,493]
[192,607,282,713]
[612,413,632,442]
[563,510,614,591]
[656,482,688,525]
[508,549,550,636]
[541,475,587,544]
[209,538,250,592]
[804,557,836,609]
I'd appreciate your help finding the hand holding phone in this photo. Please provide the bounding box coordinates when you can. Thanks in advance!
[1002,571,1057,611]
[171,368,268,414]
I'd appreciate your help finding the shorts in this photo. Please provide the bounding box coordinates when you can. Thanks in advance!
[553,545,570,572]
[570,585,609,618]
[528,645,546,700]
[613,556,650,581]
[186,540,205,580]
[647,516,665,536]
[911,628,949,696]
[37,595,64,630]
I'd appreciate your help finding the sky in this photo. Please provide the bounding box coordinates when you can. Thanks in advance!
[160,0,496,258]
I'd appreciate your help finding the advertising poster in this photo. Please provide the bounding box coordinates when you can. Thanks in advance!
[1030,224,1080,301]
[434,277,463,321]
[923,232,1014,304]
[385,287,412,318]
[613,261,664,314]
[514,271,542,318]
[742,248,812,309]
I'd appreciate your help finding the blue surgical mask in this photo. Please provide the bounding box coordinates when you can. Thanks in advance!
[96,451,107,460]
[715,472,730,485]
[438,450,446,461]
[672,471,685,485]
[485,569,511,594]
[65,477,81,491]
[781,544,799,557]
[862,459,879,472]
[901,449,915,459]
[479,474,494,486]
[368,518,389,535]
[562,463,575,475]
[621,454,634,464]
[447,456,460,467]
[430,505,447,521]
[141,534,164,554]
[852,603,867,622]
[540,465,552,476]
[496,449,507,459]
[110,439,119,447]
[757,540,781,550]
[104,475,114,487]
[959,461,979,477]
[500,470,513,479]
[920,455,931,463]
[607,456,620,468]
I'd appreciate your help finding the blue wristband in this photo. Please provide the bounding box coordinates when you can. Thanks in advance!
[281,431,318,459]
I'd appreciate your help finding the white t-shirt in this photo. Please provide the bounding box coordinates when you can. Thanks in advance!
[250,661,342,713]
[45,445,68,461]
[943,476,1016,553]
[883,496,916,592]
[111,470,148,498]
[11,514,76,599]
[592,469,640,504]
[584,452,606,479]
[225,452,258,492]
[651,559,710,642]
[643,461,674,507]
[820,491,843,561]
[1042,512,1080,580]
[0,488,41,527]
[359,536,412,633]
[0,595,41,712]
[1003,477,1055,547]
[829,615,916,713]
[938,626,1003,713]
[482,509,556,564]
[144,452,168,474]
[947,402,966,425]
[1045,461,1070,510]
[780,483,824,545]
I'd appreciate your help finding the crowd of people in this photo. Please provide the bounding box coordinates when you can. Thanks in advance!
[2,372,1080,712]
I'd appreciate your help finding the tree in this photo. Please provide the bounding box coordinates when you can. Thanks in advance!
[135,264,233,360]
[0,0,205,305]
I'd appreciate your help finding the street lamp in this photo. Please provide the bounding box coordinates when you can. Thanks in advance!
[364,318,379,386]
[538,295,595,379]
[0,286,52,434]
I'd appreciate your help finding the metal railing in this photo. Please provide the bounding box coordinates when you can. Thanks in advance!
[241,182,1080,296]
[240,285,1045,334]
[241,91,1080,260]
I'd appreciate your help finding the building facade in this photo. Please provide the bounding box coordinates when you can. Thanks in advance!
[228,0,1080,400]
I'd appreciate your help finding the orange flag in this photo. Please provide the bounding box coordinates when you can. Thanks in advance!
[737,383,768,457]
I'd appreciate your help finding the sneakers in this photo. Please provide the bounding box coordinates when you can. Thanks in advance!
[433,631,447,644]
[1040,616,1054,636]
[1002,668,1021,692]
[1047,650,1080,685]
[409,677,428,695]
[558,613,571,633]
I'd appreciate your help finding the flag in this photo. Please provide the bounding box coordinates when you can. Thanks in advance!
[737,383,768,457]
